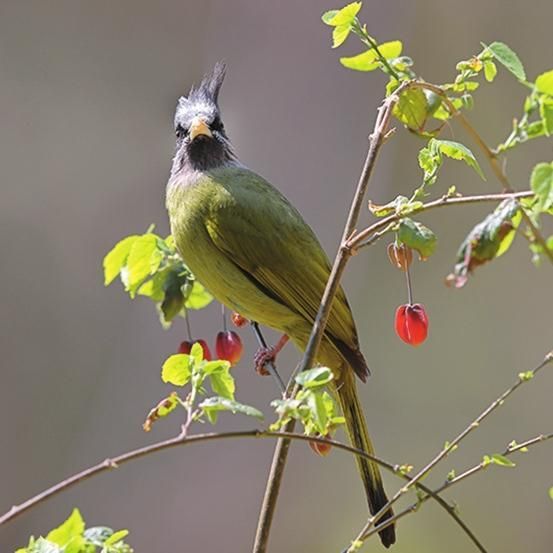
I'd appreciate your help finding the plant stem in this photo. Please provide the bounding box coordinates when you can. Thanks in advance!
[358,431,553,546]
[0,427,484,552]
[349,190,534,251]
[346,351,553,551]
[251,82,410,553]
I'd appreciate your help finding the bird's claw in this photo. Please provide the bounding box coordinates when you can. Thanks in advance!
[254,346,277,376]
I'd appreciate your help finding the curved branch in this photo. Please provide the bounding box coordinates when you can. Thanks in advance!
[0,427,484,552]
[348,190,534,251]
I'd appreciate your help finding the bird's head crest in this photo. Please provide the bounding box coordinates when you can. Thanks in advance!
[180,61,226,108]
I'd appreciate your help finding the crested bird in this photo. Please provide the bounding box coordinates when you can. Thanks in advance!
[165,63,395,548]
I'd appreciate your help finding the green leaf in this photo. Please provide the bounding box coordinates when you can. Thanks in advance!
[161,354,191,386]
[549,487,553,501]
[295,367,334,389]
[208,363,235,400]
[485,41,526,81]
[321,10,339,25]
[447,199,521,288]
[483,60,497,82]
[103,235,138,286]
[103,529,129,547]
[539,98,553,136]
[535,69,553,96]
[332,24,351,48]
[190,341,205,364]
[138,268,169,302]
[199,397,264,424]
[323,2,362,26]
[393,88,428,131]
[46,509,85,547]
[530,162,553,211]
[25,538,61,553]
[143,392,180,432]
[398,218,437,259]
[184,281,213,309]
[308,391,329,435]
[340,41,402,71]
[491,454,516,467]
[433,139,485,180]
[125,234,162,294]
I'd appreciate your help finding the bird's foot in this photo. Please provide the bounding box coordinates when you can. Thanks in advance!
[254,346,276,376]
[253,334,290,376]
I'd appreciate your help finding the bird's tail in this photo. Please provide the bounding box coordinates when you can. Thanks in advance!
[336,368,396,548]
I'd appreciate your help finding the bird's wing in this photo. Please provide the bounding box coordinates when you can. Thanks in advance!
[204,167,358,349]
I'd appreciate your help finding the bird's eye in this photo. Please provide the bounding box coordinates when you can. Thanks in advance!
[175,125,187,139]
[211,116,224,131]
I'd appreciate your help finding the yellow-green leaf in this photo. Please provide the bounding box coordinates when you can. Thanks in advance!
[46,509,85,546]
[536,69,553,96]
[530,161,553,211]
[103,235,138,286]
[324,2,362,26]
[340,41,402,71]
[161,354,191,386]
[394,88,428,131]
[332,23,351,48]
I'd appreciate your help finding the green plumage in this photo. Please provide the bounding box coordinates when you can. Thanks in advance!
[167,166,395,547]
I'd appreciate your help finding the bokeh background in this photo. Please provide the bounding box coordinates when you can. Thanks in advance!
[1,1,552,551]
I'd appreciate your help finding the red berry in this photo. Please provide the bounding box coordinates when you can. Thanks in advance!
[178,339,212,360]
[308,436,332,457]
[394,303,429,346]
[215,330,243,365]
[387,243,413,271]
[178,340,192,354]
[231,312,248,328]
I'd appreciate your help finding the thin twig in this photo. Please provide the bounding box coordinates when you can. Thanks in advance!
[359,432,553,546]
[349,190,534,251]
[346,351,553,550]
[0,429,455,529]
[251,81,412,553]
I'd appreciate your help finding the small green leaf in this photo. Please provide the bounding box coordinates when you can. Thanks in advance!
[184,281,213,309]
[209,364,235,400]
[484,41,526,81]
[433,139,485,180]
[322,10,339,25]
[307,391,329,435]
[103,235,138,286]
[518,370,534,382]
[539,98,553,136]
[393,88,429,131]
[530,161,553,211]
[491,454,516,467]
[126,234,162,294]
[161,354,191,386]
[143,392,180,432]
[340,41,402,71]
[483,60,497,82]
[199,397,264,424]
[46,509,85,546]
[549,487,553,501]
[398,218,437,259]
[332,24,351,48]
[103,529,129,547]
[323,2,362,26]
[535,69,553,96]
[295,367,334,389]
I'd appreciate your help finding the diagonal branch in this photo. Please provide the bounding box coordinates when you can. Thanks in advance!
[251,80,412,553]
[348,190,534,251]
[346,350,553,551]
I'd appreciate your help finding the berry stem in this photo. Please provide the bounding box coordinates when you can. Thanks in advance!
[221,303,227,332]
[405,264,414,305]
[185,311,193,341]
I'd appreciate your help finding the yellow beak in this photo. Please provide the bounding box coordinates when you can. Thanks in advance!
[189,117,213,140]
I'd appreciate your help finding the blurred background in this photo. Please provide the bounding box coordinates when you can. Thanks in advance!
[1,1,552,551]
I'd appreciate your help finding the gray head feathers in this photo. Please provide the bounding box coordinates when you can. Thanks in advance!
[179,61,226,109]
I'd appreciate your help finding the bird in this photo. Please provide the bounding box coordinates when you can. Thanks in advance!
[165,62,395,548]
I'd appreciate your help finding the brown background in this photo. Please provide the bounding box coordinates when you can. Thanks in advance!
[1,1,552,552]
